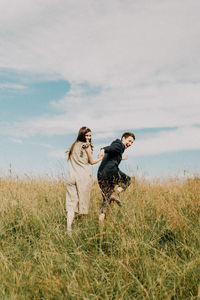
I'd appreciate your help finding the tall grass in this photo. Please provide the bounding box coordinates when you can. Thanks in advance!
[0,175,200,299]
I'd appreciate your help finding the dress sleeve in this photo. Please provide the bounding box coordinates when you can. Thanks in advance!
[80,142,91,158]
[82,142,91,149]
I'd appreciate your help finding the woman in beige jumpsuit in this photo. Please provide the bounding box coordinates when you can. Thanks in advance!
[66,127,103,233]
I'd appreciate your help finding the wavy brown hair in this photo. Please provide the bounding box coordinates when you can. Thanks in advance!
[67,126,91,160]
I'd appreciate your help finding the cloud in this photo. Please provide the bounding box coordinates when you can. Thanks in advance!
[48,150,65,159]
[1,80,200,138]
[10,138,23,144]
[47,125,200,161]
[0,0,200,84]
[30,142,52,148]
[126,126,200,156]
[0,83,26,89]
[0,0,200,158]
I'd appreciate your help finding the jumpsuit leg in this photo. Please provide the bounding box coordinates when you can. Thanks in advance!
[118,170,131,190]
[108,171,131,206]
[98,178,115,215]
[98,172,131,218]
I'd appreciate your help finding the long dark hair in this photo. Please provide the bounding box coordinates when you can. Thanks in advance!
[67,126,91,160]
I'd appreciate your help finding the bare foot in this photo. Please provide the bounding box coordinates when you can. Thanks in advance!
[110,192,121,206]
[99,213,105,222]
[66,228,72,236]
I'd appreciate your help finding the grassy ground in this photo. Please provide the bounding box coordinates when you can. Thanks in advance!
[0,175,200,299]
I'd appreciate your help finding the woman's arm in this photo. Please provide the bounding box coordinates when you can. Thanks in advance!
[85,146,103,165]
[98,149,105,158]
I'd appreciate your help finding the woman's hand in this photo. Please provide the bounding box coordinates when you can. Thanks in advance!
[122,155,128,160]
[85,147,103,165]
[98,149,105,159]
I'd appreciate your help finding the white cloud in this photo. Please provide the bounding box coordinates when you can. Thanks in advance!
[0,83,26,89]
[10,138,23,144]
[30,142,52,148]
[126,126,200,156]
[0,0,200,158]
[48,150,66,159]
[0,0,200,84]
[48,126,200,161]
[93,131,117,140]
[1,81,200,138]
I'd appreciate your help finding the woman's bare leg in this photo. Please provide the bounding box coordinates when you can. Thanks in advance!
[66,209,75,233]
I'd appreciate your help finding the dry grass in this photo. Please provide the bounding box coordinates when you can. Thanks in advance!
[0,175,200,299]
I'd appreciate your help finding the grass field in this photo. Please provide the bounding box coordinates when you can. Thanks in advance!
[0,175,200,299]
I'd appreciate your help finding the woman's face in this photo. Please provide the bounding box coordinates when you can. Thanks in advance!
[85,131,91,143]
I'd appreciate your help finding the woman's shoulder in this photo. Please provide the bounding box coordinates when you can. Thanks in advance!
[82,142,94,151]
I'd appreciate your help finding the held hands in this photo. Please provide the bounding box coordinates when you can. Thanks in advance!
[97,149,127,161]
[98,149,105,159]
[122,155,128,160]
[97,150,127,160]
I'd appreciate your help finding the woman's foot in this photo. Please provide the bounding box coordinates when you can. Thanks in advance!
[99,213,105,221]
[66,227,72,236]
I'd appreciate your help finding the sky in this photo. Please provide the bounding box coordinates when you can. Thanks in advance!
[0,0,200,179]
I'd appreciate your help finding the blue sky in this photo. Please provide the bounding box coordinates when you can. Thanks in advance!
[0,0,200,179]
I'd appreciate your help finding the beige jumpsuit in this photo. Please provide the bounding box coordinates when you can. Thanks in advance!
[66,142,93,215]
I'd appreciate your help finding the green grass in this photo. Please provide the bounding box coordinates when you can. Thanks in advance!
[0,176,200,299]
